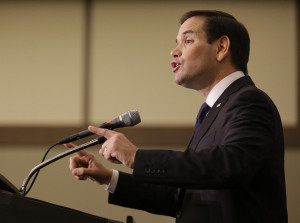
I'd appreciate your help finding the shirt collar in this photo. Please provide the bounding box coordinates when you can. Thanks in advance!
[206,71,245,107]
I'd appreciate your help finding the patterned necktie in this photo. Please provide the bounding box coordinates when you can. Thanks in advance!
[195,102,211,130]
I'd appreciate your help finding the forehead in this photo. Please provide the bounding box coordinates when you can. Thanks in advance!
[177,16,206,38]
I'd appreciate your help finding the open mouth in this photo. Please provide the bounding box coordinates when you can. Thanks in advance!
[171,62,181,72]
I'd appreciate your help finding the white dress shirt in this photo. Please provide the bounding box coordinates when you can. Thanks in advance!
[206,71,245,107]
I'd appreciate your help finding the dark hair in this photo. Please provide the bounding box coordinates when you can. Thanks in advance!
[181,10,250,75]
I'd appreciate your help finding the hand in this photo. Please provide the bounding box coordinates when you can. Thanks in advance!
[88,126,138,169]
[65,143,113,185]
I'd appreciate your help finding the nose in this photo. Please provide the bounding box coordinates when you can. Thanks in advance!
[170,45,181,58]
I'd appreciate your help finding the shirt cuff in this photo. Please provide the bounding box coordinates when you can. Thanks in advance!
[105,169,119,194]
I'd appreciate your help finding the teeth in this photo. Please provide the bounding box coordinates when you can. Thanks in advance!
[172,62,179,68]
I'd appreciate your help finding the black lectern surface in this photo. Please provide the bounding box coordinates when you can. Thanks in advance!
[0,174,136,223]
[0,189,123,223]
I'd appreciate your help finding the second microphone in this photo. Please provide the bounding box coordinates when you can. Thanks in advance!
[58,110,141,145]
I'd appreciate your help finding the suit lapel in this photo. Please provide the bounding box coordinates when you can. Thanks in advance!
[189,76,255,150]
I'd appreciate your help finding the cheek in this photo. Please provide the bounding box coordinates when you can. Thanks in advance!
[193,47,215,67]
[188,46,206,60]
[186,51,206,69]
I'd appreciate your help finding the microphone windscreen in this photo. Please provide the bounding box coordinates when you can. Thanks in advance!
[120,110,141,127]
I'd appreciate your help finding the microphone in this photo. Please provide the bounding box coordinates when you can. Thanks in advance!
[58,110,141,144]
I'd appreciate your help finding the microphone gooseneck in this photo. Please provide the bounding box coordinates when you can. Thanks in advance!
[20,137,106,196]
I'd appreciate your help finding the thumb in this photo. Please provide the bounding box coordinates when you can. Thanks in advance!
[72,167,91,180]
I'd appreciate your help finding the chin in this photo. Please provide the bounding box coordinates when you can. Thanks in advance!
[175,78,184,86]
[175,79,190,89]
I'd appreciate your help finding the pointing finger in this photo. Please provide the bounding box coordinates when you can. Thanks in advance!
[76,149,91,157]
[69,156,80,171]
[88,126,116,139]
[64,144,92,159]
[64,143,76,149]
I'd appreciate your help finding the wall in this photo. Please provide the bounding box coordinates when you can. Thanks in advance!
[0,0,297,127]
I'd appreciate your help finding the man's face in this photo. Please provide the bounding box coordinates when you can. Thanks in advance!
[170,16,218,91]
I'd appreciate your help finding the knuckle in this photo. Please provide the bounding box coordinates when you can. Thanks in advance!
[116,132,125,139]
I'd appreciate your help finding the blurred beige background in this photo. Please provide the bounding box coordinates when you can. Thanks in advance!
[0,0,299,223]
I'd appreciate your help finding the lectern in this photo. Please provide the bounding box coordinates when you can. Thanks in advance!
[0,174,135,223]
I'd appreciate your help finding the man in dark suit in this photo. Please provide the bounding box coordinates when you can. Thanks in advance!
[67,10,288,223]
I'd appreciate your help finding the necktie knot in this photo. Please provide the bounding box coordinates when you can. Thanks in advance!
[195,102,211,130]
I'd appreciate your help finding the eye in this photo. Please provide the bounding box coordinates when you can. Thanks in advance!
[185,39,194,44]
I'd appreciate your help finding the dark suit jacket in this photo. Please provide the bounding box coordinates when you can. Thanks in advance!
[108,76,288,223]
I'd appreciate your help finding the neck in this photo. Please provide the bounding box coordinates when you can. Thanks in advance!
[199,68,238,98]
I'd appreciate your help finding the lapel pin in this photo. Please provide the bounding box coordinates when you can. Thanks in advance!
[217,103,221,108]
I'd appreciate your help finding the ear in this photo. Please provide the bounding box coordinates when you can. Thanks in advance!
[215,35,230,62]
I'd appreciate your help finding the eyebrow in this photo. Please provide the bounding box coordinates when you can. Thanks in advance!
[175,30,196,44]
